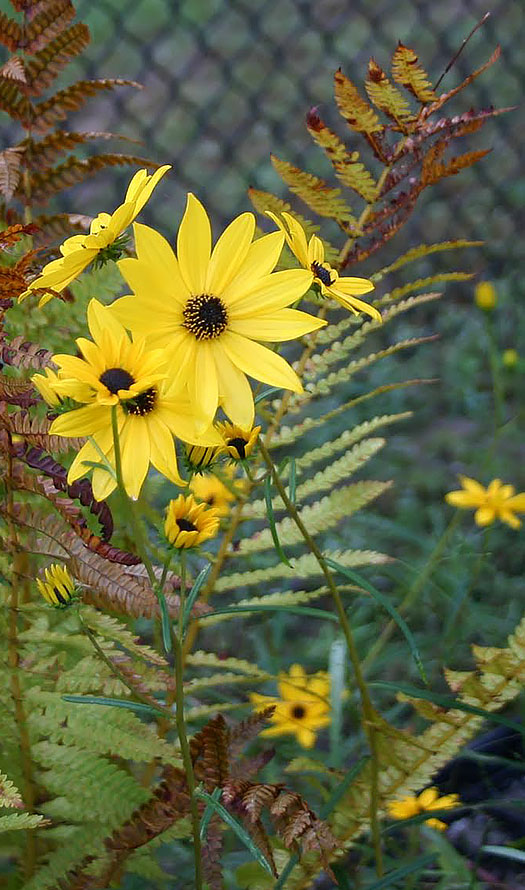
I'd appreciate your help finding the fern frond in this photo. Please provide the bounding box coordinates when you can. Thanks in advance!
[25,153,155,203]
[23,24,90,97]
[373,239,483,279]
[203,585,364,626]
[83,608,167,667]
[247,188,339,262]
[365,59,414,126]
[334,68,383,142]
[187,652,269,677]
[422,146,491,187]
[0,10,22,51]
[34,78,141,131]
[214,552,388,596]
[19,130,130,171]
[0,812,46,832]
[0,146,23,199]
[0,78,32,125]
[378,273,473,305]
[391,43,436,103]
[424,45,501,116]
[0,375,36,408]
[238,481,391,555]
[306,109,378,203]
[271,155,357,224]
[0,333,54,369]
[8,409,84,452]
[20,0,76,55]
[278,412,411,463]
[0,771,23,808]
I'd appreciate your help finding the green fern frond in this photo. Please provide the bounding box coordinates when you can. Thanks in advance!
[365,59,414,124]
[391,43,436,103]
[202,584,365,626]
[275,412,411,458]
[378,273,473,305]
[0,771,23,808]
[372,239,483,281]
[83,608,168,667]
[306,111,378,203]
[238,481,391,555]
[187,652,270,677]
[0,812,46,833]
[214,550,389,595]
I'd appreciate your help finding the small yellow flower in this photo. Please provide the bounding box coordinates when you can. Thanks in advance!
[250,664,331,749]
[502,348,518,369]
[184,443,223,474]
[37,564,77,607]
[217,421,261,461]
[474,281,497,311]
[19,166,170,306]
[164,494,220,549]
[31,367,63,406]
[266,211,381,322]
[189,469,244,517]
[445,475,525,529]
[388,787,459,831]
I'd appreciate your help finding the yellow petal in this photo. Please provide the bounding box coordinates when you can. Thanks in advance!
[130,222,189,303]
[50,404,109,437]
[499,510,522,529]
[457,475,486,495]
[474,506,495,526]
[296,728,316,748]
[445,490,482,509]
[308,235,325,264]
[222,331,303,393]
[506,493,525,511]
[225,231,284,295]
[206,212,255,294]
[330,275,375,296]
[177,193,211,293]
[227,269,314,315]
[213,341,255,427]
[191,341,219,429]
[120,417,150,499]
[127,164,170,214]
[91,466,117,501]
[87,298,128,346]
[229,308,326,342]
[148,415,184,486]
[328,286,382,322]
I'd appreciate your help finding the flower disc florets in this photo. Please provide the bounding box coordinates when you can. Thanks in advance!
[183,294,229,340]
[164,494,220,549]
[250,664,331,749]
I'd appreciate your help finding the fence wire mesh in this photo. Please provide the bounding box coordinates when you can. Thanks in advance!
[8,0,525,283]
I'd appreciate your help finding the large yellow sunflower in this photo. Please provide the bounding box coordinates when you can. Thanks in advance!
[19,166,170,307]
[266,211,381,322]
[48,299,221,500]
[109,194,325,430]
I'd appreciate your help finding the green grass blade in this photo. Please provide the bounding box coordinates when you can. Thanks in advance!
[481,845,525,864]
[325,558,427,684]
[183,563,212,630]
[364,853,436,888]
[264,475,291,566]
[255,386,283,404]
[62,694,165,718]
[288,457,297,505]
[195,789,274,875]
[199,786,222,841]
[158,589,172,653]
[207,604,338,621]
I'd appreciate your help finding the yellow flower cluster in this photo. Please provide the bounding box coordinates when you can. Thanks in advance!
[388,786,459,831]
[446,476,525,529]
[28,167,378,500]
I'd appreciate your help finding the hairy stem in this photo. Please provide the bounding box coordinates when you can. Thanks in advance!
[259,440,383,876]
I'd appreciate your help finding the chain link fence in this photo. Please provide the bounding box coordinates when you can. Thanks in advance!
[23,0,525,284]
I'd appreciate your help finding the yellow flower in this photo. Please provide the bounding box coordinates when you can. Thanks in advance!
[250,664,331,749]
[19,166,170,306]
[31,367,63,406]
[502,348,518,369]
[164,493,220,549]
[474,281,497,311]
[217,421,261,461]
[189,469,243,517]
[37,564,77,607]
[266,211,381,322]
[388,787,459,831]
[110,194,325,430]
[48,299,222,500]
[445,475,525,529]
[184,443,223,474]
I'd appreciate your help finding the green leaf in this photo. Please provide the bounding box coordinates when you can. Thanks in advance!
[61,695,166,719]
[183,563,211,630]
[264,475,290,566]
[370,682,525,734]
[288,457,297,505]
[255,386,284,405]
[481,845,525,864]
[207,604,338,622]
[199,786,222,841]
[158,590,172,654]
[195,789,275,876]
[325,558,427,684]
[364,853,436,889]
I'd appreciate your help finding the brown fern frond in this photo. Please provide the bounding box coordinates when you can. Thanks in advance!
[19,0,76,55]
[0,375,36,407]
[424,45,501,117]
[0,78,32,125]
[25,153,157,203]
[422,146,491,186]
[19,131,135,171]
[228,706,276,761]
[202,817,224,890]
[0,147,23,199]
[31,211,89,243]
[33,78,141,131]
[0,333,54,369]
[0,263,30,301]
[0,55,26,81]
[0,10,22,51]
[365,58,414,128]
[191,714,230,791]
[306,109,378,203]
[8,409,82,453]
[333,68,385,162]
[23,23,90,97]
[0,222,39,249]
[271,154,356,225]
[391,42,436,103]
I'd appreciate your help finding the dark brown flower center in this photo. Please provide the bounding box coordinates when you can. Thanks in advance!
[183,294,228,340]
[99,367,135,393]
[311,261,333,286]
[292,705,306,720]
[228,436,248,459]
[177,518,197,532]
[123,387,157,416]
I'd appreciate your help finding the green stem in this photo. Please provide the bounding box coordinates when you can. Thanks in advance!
[362,512,461,674]
[259,440,383,877]
[178,550,187,641]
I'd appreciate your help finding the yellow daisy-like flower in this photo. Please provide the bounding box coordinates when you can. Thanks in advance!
[250,664,331,749]
[502,348,518,368]
[445,475,525,529]
[388,787,459,831]
[164,493,220,549]
[266,211,381,322]
[189,468,245,517]
[184,443,223,474]
[110,194,325,430]
[19,166,170,307]
[217,421,261,461]
[474,280,497,311]
[37,564,77,607]
[48,300,222,500]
